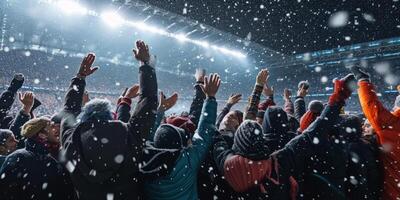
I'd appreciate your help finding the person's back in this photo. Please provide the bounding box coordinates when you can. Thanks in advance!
[0,138,75,200]
[64,120,142,199]
[141,74,220,200]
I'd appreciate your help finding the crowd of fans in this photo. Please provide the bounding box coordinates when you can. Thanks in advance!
[0,40,400,200]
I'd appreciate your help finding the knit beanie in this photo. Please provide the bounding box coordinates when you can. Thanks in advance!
[299,111,319,132]
[0,129,13,146]
[154,124,190,149]
[166,116,196,134]
[21,117,50,138]
[232,120,271,160]
[308,100,324,114]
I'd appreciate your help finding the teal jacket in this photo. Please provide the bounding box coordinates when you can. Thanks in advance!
[144,97,218,200]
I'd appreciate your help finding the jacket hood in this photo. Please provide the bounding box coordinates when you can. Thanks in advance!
[71,120,131,183]
[139,142,181,179]
[262,106,290,135]
[262,107,295,152]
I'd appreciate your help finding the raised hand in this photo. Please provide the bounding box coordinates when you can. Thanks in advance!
[297,83,308,98]
[200,73,221,98]
[256,68,269,86]
[227,93,242,105]
[329,74,356,105]
[195,68,206,83]
[124,84,140,99]
[350,65,370,81]
[133,40,150,64]
[77,53,98,78]
[158,91,179,112]
[263,84,274,97]
[283,88,292,100]
[19,91,34,114]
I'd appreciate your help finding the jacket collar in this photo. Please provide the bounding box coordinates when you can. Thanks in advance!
[25,138,49,155]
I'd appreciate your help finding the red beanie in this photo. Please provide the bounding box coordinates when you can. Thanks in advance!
[166,116,196,134]
[299,111,319,133]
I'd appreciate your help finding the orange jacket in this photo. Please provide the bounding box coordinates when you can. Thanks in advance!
[358,81,400,200]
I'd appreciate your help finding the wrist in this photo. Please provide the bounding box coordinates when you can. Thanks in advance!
[76,73,86,79]
[22,106,31,114]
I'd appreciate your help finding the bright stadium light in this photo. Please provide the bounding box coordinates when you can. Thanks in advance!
[175,34,189,42]
[40,0,247,58]
[56,0,88,15]
[100,11,125,27]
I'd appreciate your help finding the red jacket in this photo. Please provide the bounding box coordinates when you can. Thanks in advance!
[358,81,400,199]
[224,155,298,199]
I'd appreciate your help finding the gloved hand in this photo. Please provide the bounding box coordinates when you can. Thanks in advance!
[328,74,356,105]
[8,73,24,92]
[350,65,370,82]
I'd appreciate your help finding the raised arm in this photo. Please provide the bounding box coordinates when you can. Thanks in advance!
[351,66,400,142]
[128,40,158,145]
[147,91,178,141]
[61,53,97,138]
[9,92,34,146]
[189,69,206,127]
[189,73,220,166]
[244,69,269,120]
[283,88,294,115]
[116,84,140,123]
[272,74,355,181]
[294,82,308,121]
[0,74,24,125]
[216,93,242,128]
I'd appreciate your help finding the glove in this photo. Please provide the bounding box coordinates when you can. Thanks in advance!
[8,73,24,92]
[328,74,356,105]
[350,66,370,82]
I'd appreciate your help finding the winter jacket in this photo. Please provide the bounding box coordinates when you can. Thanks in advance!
[214,101,345,199]
[60,64,158,200]
[0,138,75,200]
[189,83,206,127]
[358,81,400,199]
[294,96,306,122]
[244,84,263,120]
[142,97,217,200]
[9,109,31,149]
[0,88,17,129]
[284,97,294,116]
[345,136,383,200]
[262,106,297,152]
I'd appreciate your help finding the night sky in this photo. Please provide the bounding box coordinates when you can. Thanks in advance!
[142,0,400,54]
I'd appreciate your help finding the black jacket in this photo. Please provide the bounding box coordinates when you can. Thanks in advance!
[60,64,158,200]
[0,138,75,200]
[262,106,297,153]
[345,135,383,200]
[189,83,206,127]
[294,96,306,122]
[0,88,17,129]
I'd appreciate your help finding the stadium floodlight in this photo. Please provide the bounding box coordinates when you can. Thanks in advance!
[175,34,189,42]
[38,0,247,58]
[56,0,88,15]
[100,11,125,28]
